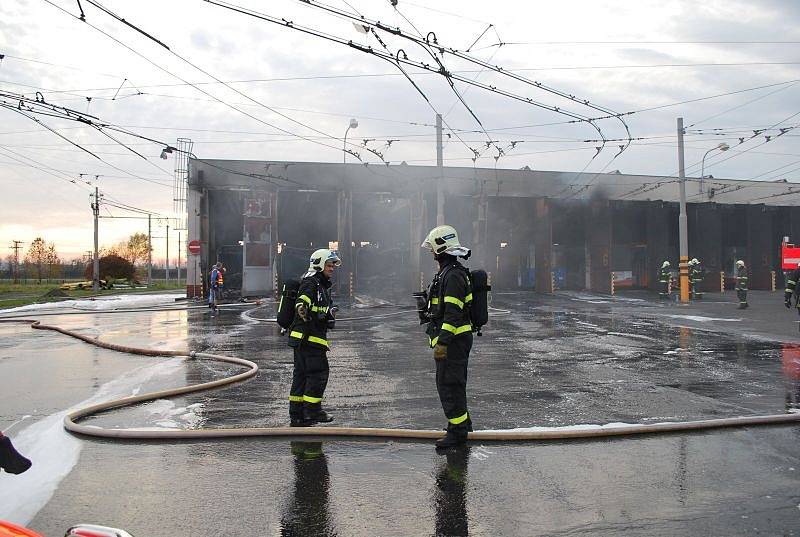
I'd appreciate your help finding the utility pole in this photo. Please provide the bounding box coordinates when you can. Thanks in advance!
[91,186,102,291]
[677,118,689,304]
[436,113,444,226]
[147,214,152,286]
[10,240,23,284]
[166,223,170,285]
[177,231,181,286]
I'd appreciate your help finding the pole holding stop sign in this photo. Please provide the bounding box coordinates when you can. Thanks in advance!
[188,240,201,255]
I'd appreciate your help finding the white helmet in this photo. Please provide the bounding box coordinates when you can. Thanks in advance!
[690,258,699,265]
[308,248,341,272]
[421,225,471,258]
[662,261,670,268]
[736,259,745,267]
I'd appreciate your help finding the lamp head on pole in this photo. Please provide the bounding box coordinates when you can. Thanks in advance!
[349,118,359,129]
[717,142,730,152]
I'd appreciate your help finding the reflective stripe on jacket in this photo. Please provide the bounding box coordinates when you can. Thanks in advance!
[288,272,333,350]
[425,262,472,348]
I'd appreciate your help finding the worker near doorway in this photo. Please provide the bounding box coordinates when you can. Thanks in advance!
[659,261,672,299]
[736,260,749,309]
[208,262,224,313]
[420,225,474,449]
[288,249,340,427]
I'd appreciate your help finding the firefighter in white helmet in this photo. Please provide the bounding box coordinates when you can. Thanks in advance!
[735,259,748,309]
[688,258,705,299]
[287,248,341,426]
[420,225,474,449]
[659,260,672,298]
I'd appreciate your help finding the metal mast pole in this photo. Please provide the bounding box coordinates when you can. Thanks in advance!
[677,118,689,303]
[436,113,444,225]
[147,214,152,286]
[92,186,100,291]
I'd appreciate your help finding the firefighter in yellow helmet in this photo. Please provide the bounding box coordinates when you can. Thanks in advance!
[287,248,340,426]
[421,225,474,449]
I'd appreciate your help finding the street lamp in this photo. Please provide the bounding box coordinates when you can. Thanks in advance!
[343,118,358,164]
[700,142,730,194]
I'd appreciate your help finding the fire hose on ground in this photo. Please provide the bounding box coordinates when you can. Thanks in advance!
[2,318,800,443]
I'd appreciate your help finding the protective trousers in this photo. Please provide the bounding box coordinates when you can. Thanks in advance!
[289,346,330,419]
[435,333,473,432]
[737,289,748,306]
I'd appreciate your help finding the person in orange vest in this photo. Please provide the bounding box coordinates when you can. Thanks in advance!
[208,262,224,313]
[0,430,31,475]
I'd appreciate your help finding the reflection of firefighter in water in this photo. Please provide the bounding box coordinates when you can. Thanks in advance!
[659,261,672,298]
[688,258,705,299]
[280,442,335,537]
[433,446,470,537]
[782,345,800,411]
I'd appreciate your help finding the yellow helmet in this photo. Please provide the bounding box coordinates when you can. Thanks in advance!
[421,225,471,258]
[309,248,341,272]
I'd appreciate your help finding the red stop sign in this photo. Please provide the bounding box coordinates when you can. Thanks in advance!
[188,240,201,255]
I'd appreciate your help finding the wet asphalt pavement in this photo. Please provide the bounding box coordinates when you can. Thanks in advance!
[2,290,800,536]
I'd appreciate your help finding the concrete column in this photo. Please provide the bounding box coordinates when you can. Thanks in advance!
[747,204,773,290]
[472,183,488,271]
[690,203,722,293]
[337,190,353,294]
[587,199,613,294]
[409,191,427,291]
[186,188,203,297]
[646,201,671,292]
[534,198,553,293]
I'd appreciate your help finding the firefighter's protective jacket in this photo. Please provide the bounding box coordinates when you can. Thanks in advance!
[425,261,473,348]
[735,266,749,291]
[288,271,333,350]
[786,267,800,302]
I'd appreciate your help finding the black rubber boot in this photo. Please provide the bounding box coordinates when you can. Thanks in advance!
[0,436,32,475]
[290,418,311,427]
[436,429,467,449]
[304,410,334,424]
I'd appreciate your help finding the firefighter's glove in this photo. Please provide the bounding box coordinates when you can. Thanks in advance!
[296,303,309,321]
[326,307,338,330]
[433,344,447,361]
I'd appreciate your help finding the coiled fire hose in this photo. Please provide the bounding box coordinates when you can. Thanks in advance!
[2,318,799,442]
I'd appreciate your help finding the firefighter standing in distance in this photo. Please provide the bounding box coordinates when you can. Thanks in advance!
[735,259,749,309]
[784,262,800,314]
[659,261,672,298]
[288,249,340,427]
[688,258,705,299]
[421,225,474,449]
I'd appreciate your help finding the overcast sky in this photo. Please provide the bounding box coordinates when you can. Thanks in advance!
[1,0,799,262]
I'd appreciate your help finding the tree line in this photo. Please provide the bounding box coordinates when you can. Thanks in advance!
[3,233,152,283]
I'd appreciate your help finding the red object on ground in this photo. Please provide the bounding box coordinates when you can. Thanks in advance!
[188,240,201,255]
[0,520,45,537]
[781,240,800,270]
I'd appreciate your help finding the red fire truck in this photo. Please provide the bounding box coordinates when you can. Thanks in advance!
[781,238,800,271]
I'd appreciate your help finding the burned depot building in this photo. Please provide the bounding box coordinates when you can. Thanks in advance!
[184,158,800,299]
